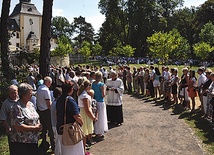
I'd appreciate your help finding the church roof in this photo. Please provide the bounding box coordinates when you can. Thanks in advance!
[0,18,20,31]
[10,2,41,17]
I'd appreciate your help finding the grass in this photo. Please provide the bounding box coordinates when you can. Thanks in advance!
[0,123,9,155]
[181,112,214,154]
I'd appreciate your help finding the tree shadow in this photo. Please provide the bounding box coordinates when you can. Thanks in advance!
[179,111,214,144]
[0,122,6,136]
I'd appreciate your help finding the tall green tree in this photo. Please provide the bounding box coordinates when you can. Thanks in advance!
[193,42,214,60]
[147,29,190,64]
[51,35,73,57]
[172,7,196,57]
[199,22,214,46]
[51,16,72,40]
[72,16,95,46]
[0,0,11,80]
[126,0,158,56]
[39,0,53,77]
[98,0,125,55]
[194,0,214,32]
[156,0,184,31]
[79,41,92,59]
[92,43,102,57]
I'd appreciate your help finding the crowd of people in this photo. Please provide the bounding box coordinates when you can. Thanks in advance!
[0,64,125,155]
[120,65,214,120]
[0,63,214,155]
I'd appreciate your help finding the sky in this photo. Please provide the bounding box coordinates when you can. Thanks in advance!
[0,0,207,33]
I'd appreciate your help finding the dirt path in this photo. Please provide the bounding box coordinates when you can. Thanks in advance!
[90,94,205,155]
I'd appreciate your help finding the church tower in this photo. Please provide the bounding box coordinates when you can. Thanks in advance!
[10,0,42,51]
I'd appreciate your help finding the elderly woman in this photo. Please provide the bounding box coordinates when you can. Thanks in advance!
[106,71,124,126]
[56,82,84,155]
[92,71,108,138]
[10,83,42,155]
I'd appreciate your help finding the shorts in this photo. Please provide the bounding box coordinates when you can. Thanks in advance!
[153,80,160,87]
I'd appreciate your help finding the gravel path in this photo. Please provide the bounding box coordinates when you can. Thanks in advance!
[90,94,205,155]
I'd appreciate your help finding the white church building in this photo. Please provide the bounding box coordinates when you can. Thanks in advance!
[8,0,42,52]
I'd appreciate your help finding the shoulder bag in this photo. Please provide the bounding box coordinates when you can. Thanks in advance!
[60,97,85,146]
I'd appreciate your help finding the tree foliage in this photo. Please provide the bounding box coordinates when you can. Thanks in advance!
[109,42,135,57]
[51,16,72,40]
[78,41,92,59]
[92,43,102,57]
[193,42,214,60]
[147,29,190,64]
[72,16,95,46]
[199,22,214,46]
[52,35,73,57]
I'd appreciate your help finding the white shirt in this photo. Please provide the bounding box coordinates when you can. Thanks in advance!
[65,73,72,81]
[198,74,207,87]
[36,84,51,111]
[78,91,92,108]
[164,71,171,81]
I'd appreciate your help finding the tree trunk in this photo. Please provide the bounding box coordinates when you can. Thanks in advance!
[39,0,53,77]
[0,0,11,81]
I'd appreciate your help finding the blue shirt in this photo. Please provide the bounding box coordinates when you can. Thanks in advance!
[56,94,80,135]
[92,82,104,102]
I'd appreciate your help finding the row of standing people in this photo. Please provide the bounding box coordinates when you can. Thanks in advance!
[118,65,214,119]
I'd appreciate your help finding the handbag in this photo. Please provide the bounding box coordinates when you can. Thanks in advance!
[60,98,85,146]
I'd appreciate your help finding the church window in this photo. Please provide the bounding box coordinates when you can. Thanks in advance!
[27,7,32,12]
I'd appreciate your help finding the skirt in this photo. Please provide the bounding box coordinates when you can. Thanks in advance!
[53,126,61,155]
[59,135,84,155]
[179,87,190,101]
[188,87,197,98]
[203,96,208,114]
[80,107,94,135]
[171,84,178,95]
[94,102,108,135]
[106,105,123,124]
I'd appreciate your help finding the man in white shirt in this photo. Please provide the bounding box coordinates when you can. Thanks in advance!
[197,68,207,110]
[163,67,171,100]
[139,66,145,95]
[36,76,55,151]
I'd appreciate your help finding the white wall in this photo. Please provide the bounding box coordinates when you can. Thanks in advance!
[23,15,41,45]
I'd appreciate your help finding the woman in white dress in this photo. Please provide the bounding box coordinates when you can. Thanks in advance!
[92,71,108,138]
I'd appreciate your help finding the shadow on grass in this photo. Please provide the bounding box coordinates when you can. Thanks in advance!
[180,111,214,145]
[0,122,6,136]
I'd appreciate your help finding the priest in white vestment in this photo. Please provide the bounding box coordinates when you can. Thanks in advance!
[106,71,124,126]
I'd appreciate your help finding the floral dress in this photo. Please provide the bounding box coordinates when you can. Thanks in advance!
[10,101,40,143]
